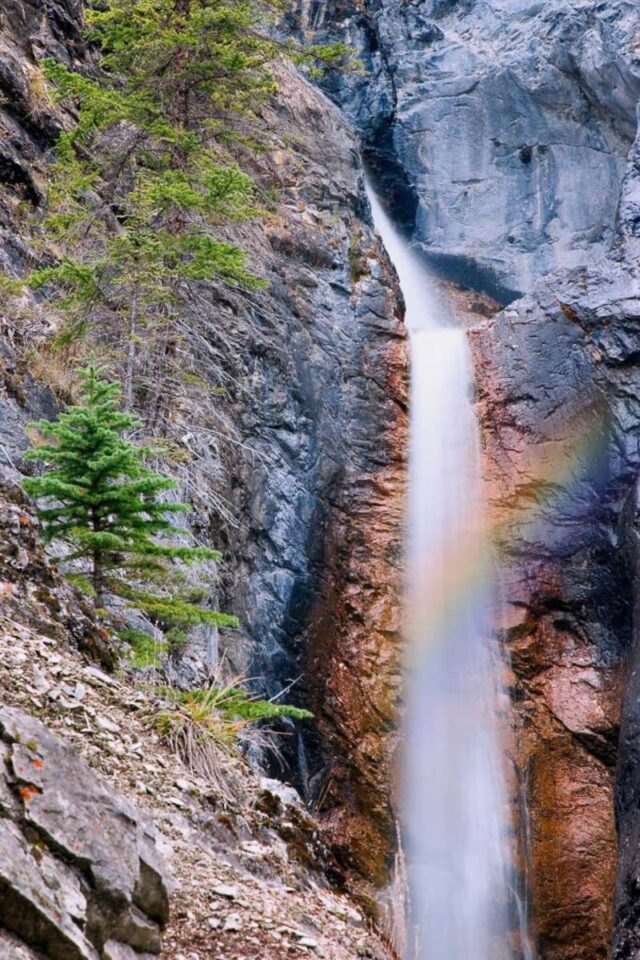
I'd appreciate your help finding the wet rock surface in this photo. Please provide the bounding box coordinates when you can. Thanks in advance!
[215,64,408,753]
[302,0,640,954]
[470,233,640,959]
[613,520,640,960]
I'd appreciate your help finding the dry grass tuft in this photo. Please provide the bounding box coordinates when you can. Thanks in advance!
[148,673,305,794]
[152,683,245,792]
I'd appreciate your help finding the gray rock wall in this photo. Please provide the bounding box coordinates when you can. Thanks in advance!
[469,248,640,960]
[614,518,640,960]
[0,0,408,902]
[207,79,408,877]
[310,0,640,299]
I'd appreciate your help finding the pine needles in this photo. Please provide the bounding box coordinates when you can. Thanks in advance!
[23,357,238,635]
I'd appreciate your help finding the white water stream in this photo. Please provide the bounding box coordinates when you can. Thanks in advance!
[367,184,528,960]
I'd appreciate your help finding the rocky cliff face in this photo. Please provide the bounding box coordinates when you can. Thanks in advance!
[471,248,640,960]
[0,705,171,960]
[304,0,640,957]
[212,78,408,889]
[0,0,84,267]
[7,0,640,957]
[175,63,409,895]
[0,0,408,936]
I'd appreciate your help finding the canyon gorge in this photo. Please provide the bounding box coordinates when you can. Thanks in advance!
[1,1,640,959]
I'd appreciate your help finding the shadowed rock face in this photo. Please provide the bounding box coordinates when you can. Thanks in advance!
[614,522,640,960]
[469,104,640,960]
[302,258,407,890]
[216,96,409,886]
[0,1,85,257]
[470,252,640,959]
[184,68,410,891]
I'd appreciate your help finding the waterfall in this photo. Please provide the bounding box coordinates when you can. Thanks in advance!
[366,183,529,960]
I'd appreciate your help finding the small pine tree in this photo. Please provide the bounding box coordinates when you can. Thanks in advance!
[23,358,238,639]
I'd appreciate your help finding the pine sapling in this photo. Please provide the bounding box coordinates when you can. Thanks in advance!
[23,357,238,639]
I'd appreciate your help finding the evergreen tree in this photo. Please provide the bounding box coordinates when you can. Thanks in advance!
[23,358,238,639]
[18,0,347,417]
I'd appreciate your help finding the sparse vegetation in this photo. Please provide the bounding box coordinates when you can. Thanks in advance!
[174,684,313,723]
[348,231,367,282]
[8,0,347,426]
[120,627,169,668]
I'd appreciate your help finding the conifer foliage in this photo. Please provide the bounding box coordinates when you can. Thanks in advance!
[23,358,238,640]
[21,0,347,417]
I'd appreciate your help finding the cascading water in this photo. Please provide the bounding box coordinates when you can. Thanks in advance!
[366,183,531,960]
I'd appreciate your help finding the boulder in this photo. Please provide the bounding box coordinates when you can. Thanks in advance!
[0,819,97,960]
[0,707,171,958]
[0,931,44,959]
[102,943,155,960]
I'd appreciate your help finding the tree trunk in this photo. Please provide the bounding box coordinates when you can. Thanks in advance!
[124,292,137,412]
[174,0,191,132]
[93,548,104,609]
[90,507,104,609]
